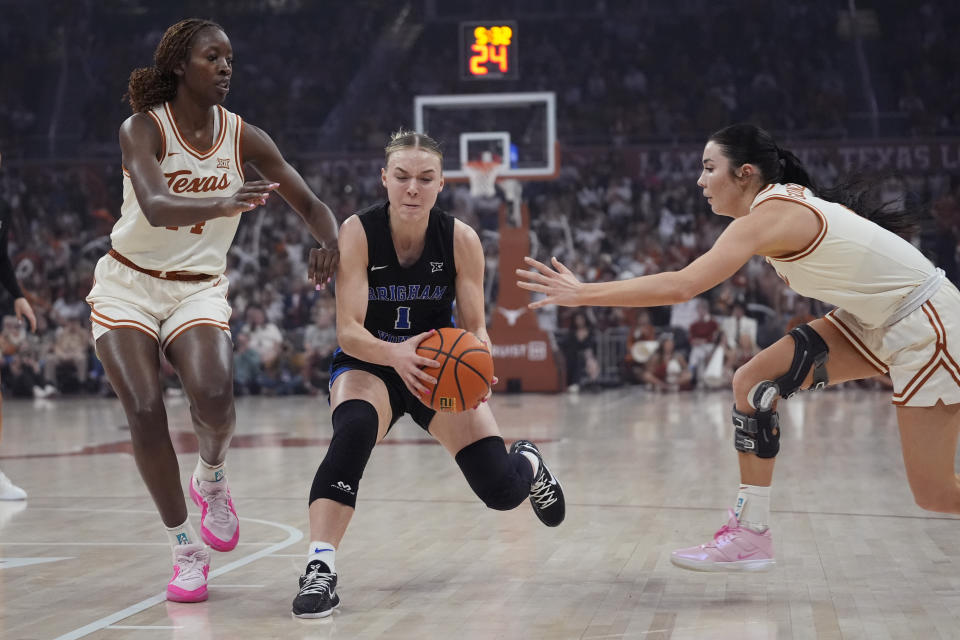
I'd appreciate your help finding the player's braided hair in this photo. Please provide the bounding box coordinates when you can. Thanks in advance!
[124,18,223,113]
[710,123,918,236]
[385,129,443,164]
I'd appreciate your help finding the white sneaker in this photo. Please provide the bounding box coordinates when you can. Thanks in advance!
[167,543,210,602]
[189,474,239,551]
[0,469,27,501]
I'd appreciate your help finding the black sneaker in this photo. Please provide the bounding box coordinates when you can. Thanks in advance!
[510,440,565,527]
[292,560,341,618]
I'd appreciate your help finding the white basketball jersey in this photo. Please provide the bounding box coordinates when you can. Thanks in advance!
[756,183,937,329]
[110,102,245,274]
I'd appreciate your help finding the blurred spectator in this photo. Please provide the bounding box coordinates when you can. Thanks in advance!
[720,302,760,370]
[623,310,658,384]
[242,304,283,370]
[233,333,263,397]
[561,311,600,392]
[4,353,54,398]
[641,333,693,392]
[302,297,337,395]
[260,340,307,397]
[46,319,90,393]
[0,315,27,358]
[687,299,720,382]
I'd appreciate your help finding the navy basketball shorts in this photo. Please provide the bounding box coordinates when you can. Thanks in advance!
[329,349,436,431]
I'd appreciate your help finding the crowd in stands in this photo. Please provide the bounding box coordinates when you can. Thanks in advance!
[1,146,956,399]
[1,2,959,398]
[523,150,959,392]
[3,2,960,157]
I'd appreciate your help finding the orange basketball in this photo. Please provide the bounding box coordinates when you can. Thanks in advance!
[415,327,494,413]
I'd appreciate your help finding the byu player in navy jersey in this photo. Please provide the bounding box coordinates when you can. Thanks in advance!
[292,131,566,618]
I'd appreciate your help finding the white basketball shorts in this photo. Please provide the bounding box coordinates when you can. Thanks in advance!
[86,253,231,352]
[825,280,960,407]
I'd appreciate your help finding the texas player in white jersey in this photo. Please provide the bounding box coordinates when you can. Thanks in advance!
[85,19,339,603]
[518,123,960,573]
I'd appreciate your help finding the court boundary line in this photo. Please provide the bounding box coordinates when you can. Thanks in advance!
[46,509,303,640]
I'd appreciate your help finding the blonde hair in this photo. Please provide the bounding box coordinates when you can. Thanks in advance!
[384,129,443,164]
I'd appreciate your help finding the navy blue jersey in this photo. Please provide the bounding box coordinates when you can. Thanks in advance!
[357,202,456,342]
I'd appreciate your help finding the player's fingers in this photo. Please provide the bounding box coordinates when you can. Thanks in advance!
[528,298,549,310]
[234,192,270,205]
[321,251,339,281]
[515,268,552,285]
[523,256,553,274]
[515,280,547,293]
[416,356,441,369]
[414,368,438,385]
[241,180,280,191]
[408,381,428,397]
[307,252,321,283]
[411,328,437,346]
[312,250,327,281]
[551,256,574,275]
[408,375,432,397]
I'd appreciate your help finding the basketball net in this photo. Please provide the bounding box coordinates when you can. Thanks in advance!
[464,160,502,198]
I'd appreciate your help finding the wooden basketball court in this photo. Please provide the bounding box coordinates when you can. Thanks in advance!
[1,388,958,639]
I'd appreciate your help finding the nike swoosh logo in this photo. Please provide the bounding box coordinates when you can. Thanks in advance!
[167,152,179,156]
[736,550,762,560]
[370,265,388,271]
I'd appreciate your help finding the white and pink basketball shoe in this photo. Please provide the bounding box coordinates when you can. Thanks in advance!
[190,474,239,552]
[670,509,775,572]
[167,543,210,602]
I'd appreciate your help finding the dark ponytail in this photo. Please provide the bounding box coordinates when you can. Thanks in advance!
[709,123,919,236]
[123,18,222,113]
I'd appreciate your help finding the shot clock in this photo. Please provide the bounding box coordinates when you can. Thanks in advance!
[460,21,519,80]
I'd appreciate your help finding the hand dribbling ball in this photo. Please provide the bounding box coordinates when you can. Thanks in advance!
[415,327,494,412]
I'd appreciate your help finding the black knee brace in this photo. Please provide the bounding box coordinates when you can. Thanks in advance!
[455,436,534,511]
[749,324,830,409]
[309,399,379,508]
[733,405,780,458]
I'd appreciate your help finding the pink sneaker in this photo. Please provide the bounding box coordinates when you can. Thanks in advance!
[671,509,775,572]
[190,475,239,552]
[167,543,210,602]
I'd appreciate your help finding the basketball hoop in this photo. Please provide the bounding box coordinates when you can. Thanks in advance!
[464,160,502,198]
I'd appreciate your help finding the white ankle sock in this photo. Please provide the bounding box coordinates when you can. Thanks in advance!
[735,484,770,532]
[165,518,200,546]
[195,457,225,483]
[519,451,539,477]
[308,541,336,573]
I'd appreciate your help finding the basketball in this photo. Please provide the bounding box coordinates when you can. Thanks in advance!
[415,327,494,412]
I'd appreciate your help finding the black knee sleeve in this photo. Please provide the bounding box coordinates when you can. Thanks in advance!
[309,399,379,508]
[455,435,534,511]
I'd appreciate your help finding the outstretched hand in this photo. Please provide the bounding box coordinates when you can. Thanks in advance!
[223,180,279,217]
[309,244,340,290]
[515,256,584,309]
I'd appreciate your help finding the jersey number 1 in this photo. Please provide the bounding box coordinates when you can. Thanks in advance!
[394,306,411,330]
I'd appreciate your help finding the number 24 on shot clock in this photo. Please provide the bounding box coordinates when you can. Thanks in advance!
[460,21,518,80]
